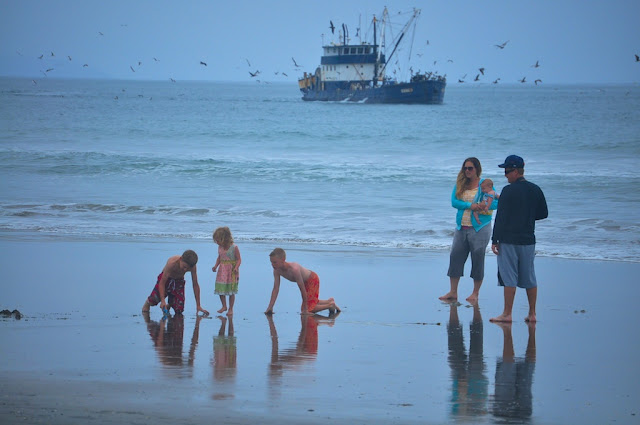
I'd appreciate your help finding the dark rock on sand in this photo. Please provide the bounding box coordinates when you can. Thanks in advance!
[1,309,22,319]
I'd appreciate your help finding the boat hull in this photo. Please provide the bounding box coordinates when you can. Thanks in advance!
[301,79,446,104]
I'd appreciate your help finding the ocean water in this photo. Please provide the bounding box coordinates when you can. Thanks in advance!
[1,77,639,262]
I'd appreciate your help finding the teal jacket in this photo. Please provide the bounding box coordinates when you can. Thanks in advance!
[451,178,498,231]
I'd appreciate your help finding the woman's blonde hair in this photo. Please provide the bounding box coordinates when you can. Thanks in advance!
[213,226,234,249]
[455,157,482,199]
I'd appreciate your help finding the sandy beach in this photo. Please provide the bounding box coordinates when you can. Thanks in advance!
[1,237,639,424]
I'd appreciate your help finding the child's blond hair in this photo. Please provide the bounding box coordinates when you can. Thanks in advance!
[269,247,286,260]
[213,226,234,249]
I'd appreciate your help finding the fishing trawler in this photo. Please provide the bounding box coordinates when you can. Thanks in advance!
[298,8,446,104]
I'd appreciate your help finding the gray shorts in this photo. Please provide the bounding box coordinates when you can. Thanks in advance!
[447,224,492,280]
[496,243,537,289]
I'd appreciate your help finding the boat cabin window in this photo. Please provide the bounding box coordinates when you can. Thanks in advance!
[350,48,357,54]
[358,47,363,54]
[343,48,349,54]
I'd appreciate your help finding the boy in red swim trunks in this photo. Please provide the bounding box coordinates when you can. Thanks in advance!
[142,249,209,316]
[265,248,340,315]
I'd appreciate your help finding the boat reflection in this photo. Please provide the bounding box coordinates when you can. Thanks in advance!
[143,312,202,378]
[212,315,237,400]
[491,322,536,422]
[445,302,489,421]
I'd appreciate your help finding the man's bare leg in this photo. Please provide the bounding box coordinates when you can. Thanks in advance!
[217,295,227,314]
[439,276,460,300]
[465,279,482,304]
[490,287,516,322]
[524,287,537,322]
[142,299,150,312]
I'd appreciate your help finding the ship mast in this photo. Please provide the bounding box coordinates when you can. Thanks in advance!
[373,15,378,86]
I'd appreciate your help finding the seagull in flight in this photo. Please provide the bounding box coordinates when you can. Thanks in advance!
[494,40,509,49]
[534,79,542,85]
[478,67,485,75]
[492,78,500,84]
[531,60,540,68]
[292,57,302,68]
[249,70,260,77]
[329,20,335,34]
[520,76,526,83]
[635,54,639,62]
[200,61,207,66]
[130,66,135,72]
[474,74,480,81]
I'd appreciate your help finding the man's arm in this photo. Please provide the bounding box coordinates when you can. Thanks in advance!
[535,187,548,221]
[265,271,281,314]
[190,265,209,315]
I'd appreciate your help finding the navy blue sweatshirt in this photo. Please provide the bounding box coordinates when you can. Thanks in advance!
[492,177,548,245]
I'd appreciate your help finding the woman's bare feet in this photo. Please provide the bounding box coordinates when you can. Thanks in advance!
[524,313,537,322]
[142,300,150,312]
[490,313,512,323]
[217,306,227,314]
[439,292,457,301]
[465,293,479,304]
[227,309,233,316]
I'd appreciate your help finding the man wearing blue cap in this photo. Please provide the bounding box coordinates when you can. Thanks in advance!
[490,155,548,323]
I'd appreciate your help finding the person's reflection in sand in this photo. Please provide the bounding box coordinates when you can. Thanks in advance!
[446,302,489,420]
[143,311,201,377]
[212,315,237,400]
[266,312,339,399]
[491,321,536,421]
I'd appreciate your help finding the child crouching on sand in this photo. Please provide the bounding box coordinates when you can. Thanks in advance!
[142,249,209,316]
[265,248,340,315]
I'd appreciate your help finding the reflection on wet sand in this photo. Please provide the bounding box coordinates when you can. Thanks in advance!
[212,315,237,400]
[446,302,489,421]
[491,322,536,422]
[266,313,339,399]
[143,312,201,377]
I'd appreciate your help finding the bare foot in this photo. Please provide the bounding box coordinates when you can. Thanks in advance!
[465,294,479,304]
[439,292,457,301]
[490,314,512,323]
[217,307,227,314]
[227,309,233,316]
[142,300,150,312]
[524,314,537,322]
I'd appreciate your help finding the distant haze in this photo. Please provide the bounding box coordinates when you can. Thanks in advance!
[1,0,639,84]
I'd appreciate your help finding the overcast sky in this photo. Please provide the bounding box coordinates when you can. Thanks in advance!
[1,0,639,84]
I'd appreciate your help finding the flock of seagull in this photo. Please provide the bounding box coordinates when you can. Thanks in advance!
[18,21,640,88]
[21,25,303,87]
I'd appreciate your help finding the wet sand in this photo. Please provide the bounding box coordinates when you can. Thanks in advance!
[1,238,639,424]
